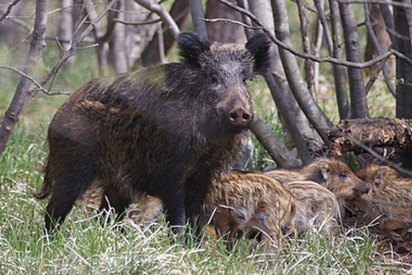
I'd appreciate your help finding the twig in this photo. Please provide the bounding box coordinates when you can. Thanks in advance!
[349,136,412,177]
[202,17,260,29]
[134,0,180,38]
[113,17,161,25]
[0,0,21,22]
[218,0,412,68]
[338,0,412,9]
[0,66,48,94]
[74,0,117,45]
[0,66,71,96]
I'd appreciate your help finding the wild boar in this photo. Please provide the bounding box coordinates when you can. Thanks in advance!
[33,31,272,234]
[283,180,341,234]
[197,171,296,247]
[264,158,370,211]
[354,165,412,237]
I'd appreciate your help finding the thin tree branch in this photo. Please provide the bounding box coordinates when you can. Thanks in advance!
[74,0,117,45]
[134,0,180,38]
[113,17,162,25]
[218,0,412,69]
[349,136,412,177]
[203,17,260,29]
[0,65,51,94]
[0,0,21,22]
[339,0,412,9]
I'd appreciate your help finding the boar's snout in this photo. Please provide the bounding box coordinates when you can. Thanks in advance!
[228,107,253,128]
[353,181,371,197]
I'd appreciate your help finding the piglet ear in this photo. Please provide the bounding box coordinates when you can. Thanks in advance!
[318,160,331,182]
[245,32,272,74]
[374,167,389,187]
[177,32,211,67]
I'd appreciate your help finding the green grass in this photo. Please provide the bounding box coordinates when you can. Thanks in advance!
[0,123,408,273]
[0,30,403,273]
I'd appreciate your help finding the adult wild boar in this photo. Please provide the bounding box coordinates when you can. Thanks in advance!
[34,32,272,234]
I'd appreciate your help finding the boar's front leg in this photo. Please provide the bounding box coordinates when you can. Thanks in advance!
[159,184,186,236]
[99,183,132,223]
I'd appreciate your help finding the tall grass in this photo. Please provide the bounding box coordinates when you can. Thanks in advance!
[0,35,404,274]
[0,122,409,273]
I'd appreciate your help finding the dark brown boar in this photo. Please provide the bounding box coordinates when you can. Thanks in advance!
[33,32,271,234]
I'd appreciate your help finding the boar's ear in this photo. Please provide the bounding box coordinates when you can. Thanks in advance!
[245,32,272,74]
[318,160,332,182]
[373,167,389,187]
[177,32,211,67]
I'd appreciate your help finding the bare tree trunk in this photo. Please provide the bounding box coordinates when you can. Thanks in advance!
[264,73,313,164]
[235,0,314,164]
[296,0,315,98]
[394,0,412,169]
[108,0,129,73]
[271,0,333,144]
[395,1,412,119]
[240,0,320,147]
[339,2,369,118]
[250,115,301,168]
[124,0,158,67]
[83,0,110,74]
[139,0,190,67]
[205,0,245,43]
[363,3,395,96]
[191,0,208,39]
[326,0,350,119]
[0,0,48,156]
[59,0,74,65]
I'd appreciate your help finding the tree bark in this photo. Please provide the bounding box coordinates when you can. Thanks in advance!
[0,0,24,45]
[271,0,333,143]
[58,0,74,65]
[395,2,412,119]
[250,115,301,168]
[0,0,48,156]
[205,0,245,43]
[327,118,412,156]
[108,0,129,73]
[296,0,315,98]
[83,0,109,74]
[139,0,190,67]
[339,2,369,118]
[326,0,350,119]
[191,0,208,39]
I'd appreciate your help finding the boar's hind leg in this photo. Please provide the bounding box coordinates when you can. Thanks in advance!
[45,165,96,233]
[99,185,131,223]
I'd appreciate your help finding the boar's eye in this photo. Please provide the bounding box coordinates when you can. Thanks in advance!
[338,172,348,180]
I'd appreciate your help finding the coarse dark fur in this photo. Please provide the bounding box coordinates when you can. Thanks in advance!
[33,32,272,234]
